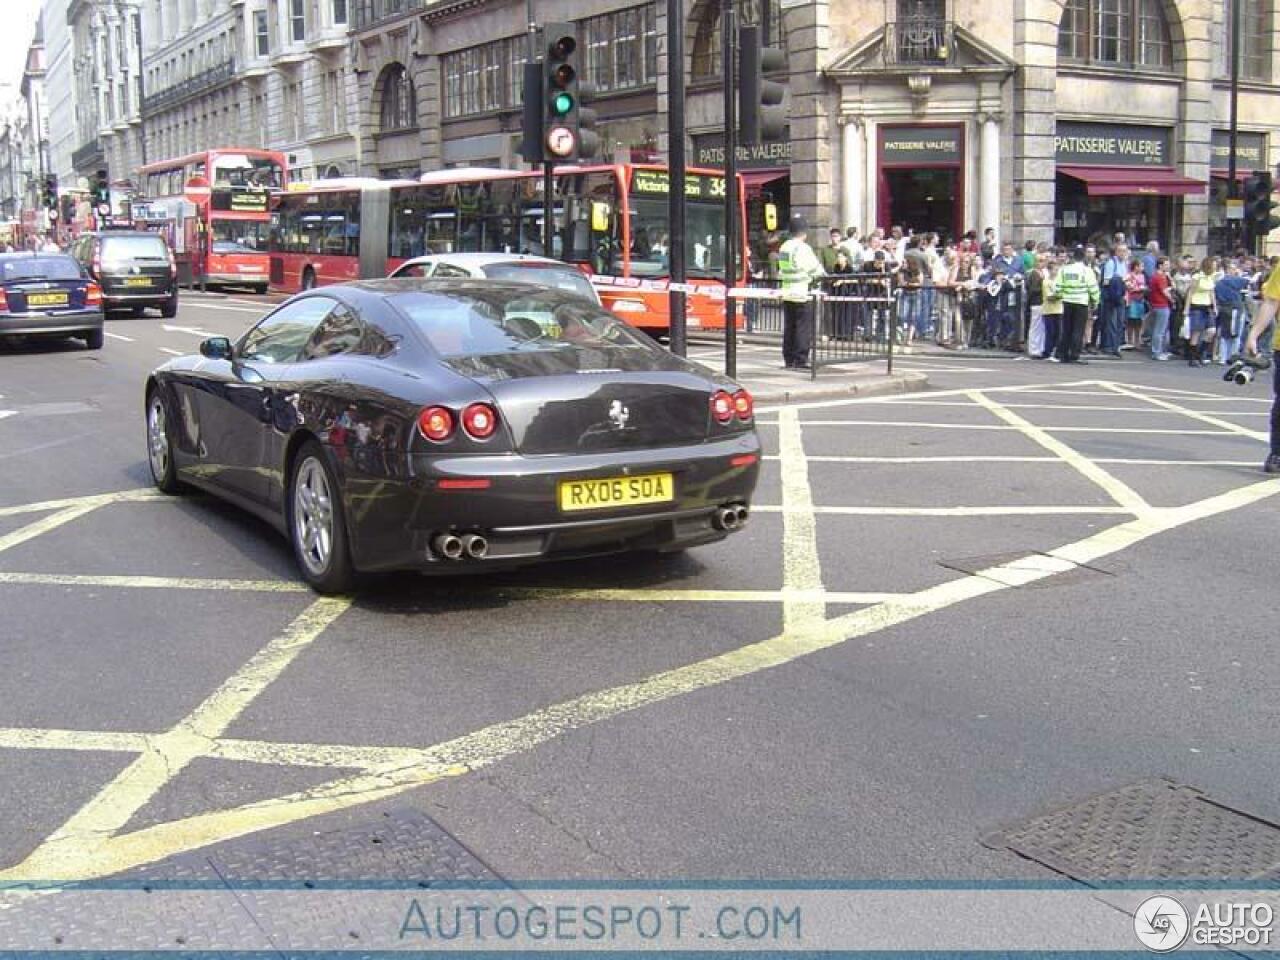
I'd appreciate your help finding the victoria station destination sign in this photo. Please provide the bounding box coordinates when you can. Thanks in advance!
[631,169,727,200]
[1055,122,1172,167]
[878,125,962,165]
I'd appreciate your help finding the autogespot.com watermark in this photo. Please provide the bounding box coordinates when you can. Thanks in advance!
[398,898,802,944]
[1134,894,1275,952]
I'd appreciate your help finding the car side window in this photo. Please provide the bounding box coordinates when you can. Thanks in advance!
[433,263,470,278]
[240,297,337,364]
[303,302,364,360]
[396,262,431,278]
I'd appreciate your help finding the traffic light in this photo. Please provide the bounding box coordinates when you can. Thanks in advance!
[577,82,600,160]
[542,23,581,161]
[93,169,110,214]
[519,60,544,164]
[738,24,787,145]
[1244,170,1279,236]
[42,175,58,210]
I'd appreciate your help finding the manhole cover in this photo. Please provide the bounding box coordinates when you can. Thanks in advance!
[983,779,1280,883]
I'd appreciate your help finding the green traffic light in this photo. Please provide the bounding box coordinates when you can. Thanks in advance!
[551,91,574,116]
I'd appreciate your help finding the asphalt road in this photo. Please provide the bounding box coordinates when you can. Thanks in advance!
[1,294,1277,894]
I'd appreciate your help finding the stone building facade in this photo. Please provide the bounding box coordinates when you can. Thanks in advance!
[351,0,1279,256]
[139,0,358,181]
[61,0,145,185]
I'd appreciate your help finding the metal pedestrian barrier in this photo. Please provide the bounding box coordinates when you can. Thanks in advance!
[811,274,899,376]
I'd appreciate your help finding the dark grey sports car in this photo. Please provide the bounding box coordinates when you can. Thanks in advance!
[144,279,761,593]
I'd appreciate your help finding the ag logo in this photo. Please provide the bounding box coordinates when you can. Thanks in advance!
[1134,895,1190,952]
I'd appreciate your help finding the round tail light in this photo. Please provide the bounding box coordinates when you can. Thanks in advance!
[417,406,454,442]
[711,390,734,424]
[732,389,753,422]
[461,402,498,440]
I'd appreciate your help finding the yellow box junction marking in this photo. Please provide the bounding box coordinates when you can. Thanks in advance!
[0,379,1273,886]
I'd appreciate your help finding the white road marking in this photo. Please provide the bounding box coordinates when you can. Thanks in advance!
[753,505,1132,517]
[180,302,269,314]
[160,323,217,337]
[104,332,134,342]
[967,390,1150,513]
[778,408,825,631]
[1101,382,1269,442]
[158,347,183,356]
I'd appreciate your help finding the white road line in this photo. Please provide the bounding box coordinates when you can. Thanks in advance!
[1101,382,1269,442]
[752,505,1132,517]
[103,332,134,342]
[778,408,825,632]
[158,347,183,356]
[967,390,1150,513]
[0,504,104,556]
[181,302,269,314]
[764,455,1060,464]
[780,419,1247,436]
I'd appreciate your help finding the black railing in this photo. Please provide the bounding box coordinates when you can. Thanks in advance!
[142,61,236,117]
[353,0,427,30]
[883,19,955,65]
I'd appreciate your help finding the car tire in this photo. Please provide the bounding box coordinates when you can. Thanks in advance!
[131,305,147,318]
[84,328,104,350]
[161,293,178,319]
[301,268,316,291]
[146,387,183,494]
[288,440,355,595]
[255,284,269,296]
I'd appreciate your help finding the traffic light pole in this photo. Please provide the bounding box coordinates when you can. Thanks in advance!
[721,0,738,379]
[666,0,688,357]
[543,162,555,257]
[1228,0,1242,252]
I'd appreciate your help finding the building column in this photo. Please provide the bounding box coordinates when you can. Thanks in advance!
[840,116,863,231]
[782,0,833,227]
[979,112,1001,238]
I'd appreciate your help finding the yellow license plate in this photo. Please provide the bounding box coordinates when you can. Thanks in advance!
[558,472,674,512]
[27,292,68,306]
[124,277,152,287]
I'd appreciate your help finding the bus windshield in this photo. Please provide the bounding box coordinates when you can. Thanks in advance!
[625,171,727,280]
[212,154,284,189]
[211,220,267,251]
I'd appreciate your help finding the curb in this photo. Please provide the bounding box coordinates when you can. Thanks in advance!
[751,371,929,405]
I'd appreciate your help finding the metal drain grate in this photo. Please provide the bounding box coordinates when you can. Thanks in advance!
[983,779,1280,884]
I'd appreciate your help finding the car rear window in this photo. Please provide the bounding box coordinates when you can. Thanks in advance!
[0,256,83,282]
[481,263,597,300]
[101,236,169,261]
[391,290,662,362]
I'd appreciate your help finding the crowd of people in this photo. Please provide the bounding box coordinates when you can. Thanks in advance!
[761,219,1279,370]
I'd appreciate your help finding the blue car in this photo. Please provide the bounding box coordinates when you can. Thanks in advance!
[0,253,105,350]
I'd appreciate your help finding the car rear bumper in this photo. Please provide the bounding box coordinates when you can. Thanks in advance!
[207,273,268,285]
[0,309,104,336]
[102,289,176,305]
[337,431,762,573]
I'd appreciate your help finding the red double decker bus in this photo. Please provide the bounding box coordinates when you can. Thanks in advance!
[269,164,747,330]
[138,148,286,293]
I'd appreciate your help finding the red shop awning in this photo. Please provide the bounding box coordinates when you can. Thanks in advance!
[1058,165,1207,197]
[740,169,789,191]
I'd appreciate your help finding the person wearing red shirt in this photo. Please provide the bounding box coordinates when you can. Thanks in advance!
[1147,256,1173,360]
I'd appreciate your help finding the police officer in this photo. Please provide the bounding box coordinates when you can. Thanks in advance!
[778,215,824,370]
[1243,258,1280,474]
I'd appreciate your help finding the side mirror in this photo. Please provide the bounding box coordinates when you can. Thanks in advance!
[199,336,233,359]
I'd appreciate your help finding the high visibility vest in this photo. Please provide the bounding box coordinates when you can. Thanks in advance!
[778,238,815,302]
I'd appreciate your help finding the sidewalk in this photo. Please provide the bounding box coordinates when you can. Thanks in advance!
[686,338,928,404]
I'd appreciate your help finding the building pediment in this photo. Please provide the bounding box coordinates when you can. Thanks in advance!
[826,24,1018,78]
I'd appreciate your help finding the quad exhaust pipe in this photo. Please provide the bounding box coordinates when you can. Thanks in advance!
[713,503,750,531]
[433,533,464,560]
[432,531,490,561]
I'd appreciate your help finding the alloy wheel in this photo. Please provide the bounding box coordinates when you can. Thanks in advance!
[293,457,334,577]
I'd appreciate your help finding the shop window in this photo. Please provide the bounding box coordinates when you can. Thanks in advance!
[692,0,783,78]
[378,63,417,132]
[1058,0,1173,69]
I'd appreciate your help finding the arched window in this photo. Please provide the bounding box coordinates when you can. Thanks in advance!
[1058,0,1173,69]
[691,0,784,79]
[378,63,416,132]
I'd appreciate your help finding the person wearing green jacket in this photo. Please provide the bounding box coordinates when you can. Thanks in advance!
[1050,245,1101,364]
